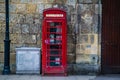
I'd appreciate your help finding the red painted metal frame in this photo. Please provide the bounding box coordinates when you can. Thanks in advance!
[42,8,67,76]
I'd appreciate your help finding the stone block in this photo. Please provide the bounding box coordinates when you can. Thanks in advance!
[10,53,16,64]
[81,24,91,34]
[67,43,75,53]
[0,33,4,43]
[17,14,26,23]
[9,4,16,13]
[84,45,91,54]
[0,4,5,12]
[0,13,5,23]
[20,0,29,3]
[0,53,4,63]
[16,4,26,13]
[76,44,85,54]
[71,14,77,24]
[21,24,30,34]
[29,24,40,34]
[0,0,5,2]
[21,34,37,44]
[10,34,21,43]
[90,35,94,44]
[10,44,23,52]
[25,14,34,24]
[66,0,77,8]
[46,0,54,3]
[76,54,91,64]
[26,4,37,13]
[45,4,52,9]
[77,35,88,44]
[36,4,44,14]
[0,44,4,52]
[10,0,20,3]
[67,54,75,63]
[9,14,18,24]
[67,34,74,43]
[0,24,5,33]
[67,24,74,34]
[12,24,21,33]
[83,0,92,3]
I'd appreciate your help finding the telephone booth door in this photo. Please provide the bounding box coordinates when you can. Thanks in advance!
[42,8,67,75]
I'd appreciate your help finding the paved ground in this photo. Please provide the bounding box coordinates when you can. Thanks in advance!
[94,74,120,80]
[0,74,120,80]
[0,75,96,80]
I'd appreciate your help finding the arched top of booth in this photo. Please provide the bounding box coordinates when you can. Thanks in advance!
[43,8,66,19]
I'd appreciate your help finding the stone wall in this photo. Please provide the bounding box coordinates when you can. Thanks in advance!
[0,0,101,74]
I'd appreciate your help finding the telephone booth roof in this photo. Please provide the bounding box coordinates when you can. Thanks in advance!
[43,8,66,19]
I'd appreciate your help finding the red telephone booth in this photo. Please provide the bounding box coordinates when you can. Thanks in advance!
[42,8,67,75]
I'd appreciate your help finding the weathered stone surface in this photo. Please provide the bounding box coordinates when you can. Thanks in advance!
[9,4,16,13]
[20,0,29,3]
[71,14,77,24]
[20,34,37,44]
[92,14,98,33]
[17,14,26,23]
[29,24,40,34]
[67,43,75,53]
[10,53,16,64]
[0,0,5,2]
[10,34,21,43]
[16,4,26,13]
[0,4,5,12]
[10,0,20,3]
[81,24,91,34]
[76,54,91,63]
[36,4,44,13]
[67,34,74,43]
[21,24,30,33]
[78,35,88,44]
[45,4,52,9]
[26,4,37,13]
[0,53,4,63]
[9,14,18,24]
[0,33,4,43]
[12,24,21,33]
[0,24,5,33]
[46,0,54,3]
[90,35,94,44]
[0,44,4,52]
[76,44,85,54]
[67,54,75,63]
[66,0,77,8]
[84,45,91,54]
[25,14,34,24]
[0,13,5,23]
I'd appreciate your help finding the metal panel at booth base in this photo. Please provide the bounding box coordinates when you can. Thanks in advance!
[16,47,40,74]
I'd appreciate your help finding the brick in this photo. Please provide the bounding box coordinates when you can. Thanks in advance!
[0,44,4,52]
[26,4,37,13]
[16,4,26,13]
[9,4,16,13]
[0,4,5,12]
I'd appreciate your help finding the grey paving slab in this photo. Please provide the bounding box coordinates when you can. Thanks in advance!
[0,75,96,80]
